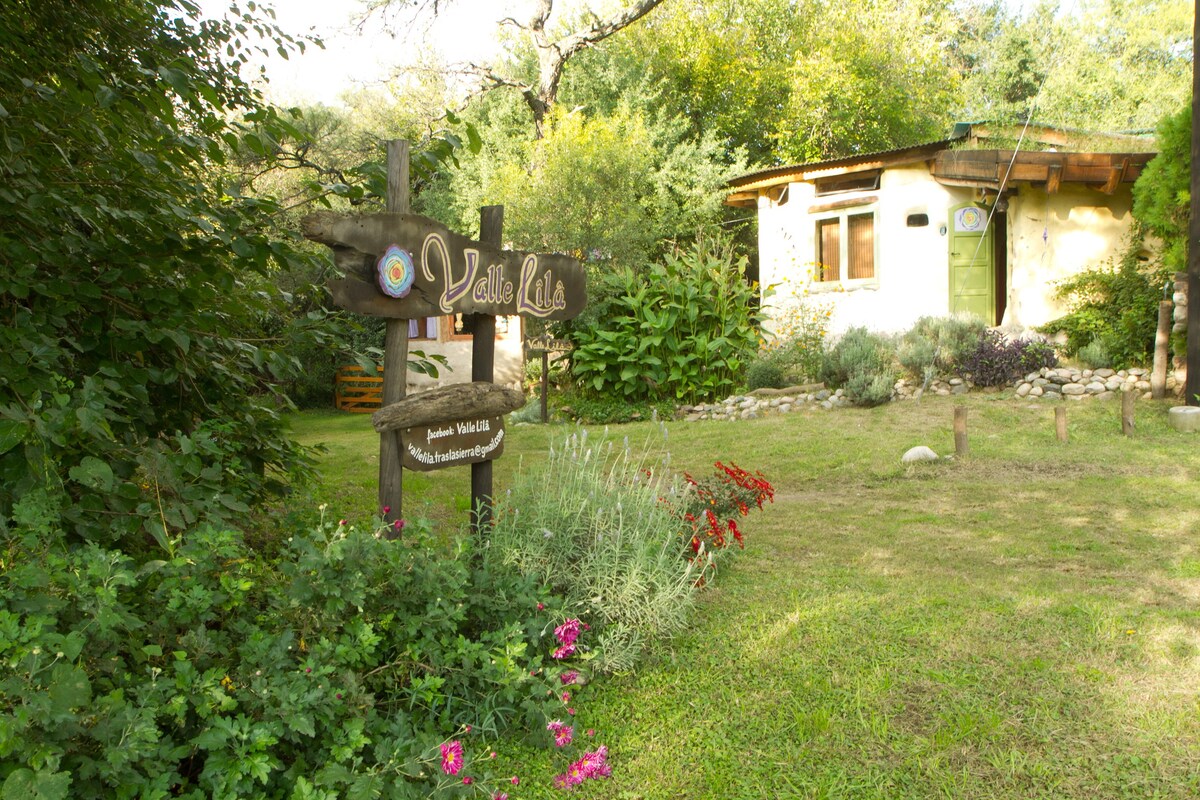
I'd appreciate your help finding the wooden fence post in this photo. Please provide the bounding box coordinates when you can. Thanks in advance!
[470,205,503,534]
[1121,388,1135,437]
[954,406,968,457]
[1055,406,1068,443]
[1152,298,1171,400]
[380,140,410,529]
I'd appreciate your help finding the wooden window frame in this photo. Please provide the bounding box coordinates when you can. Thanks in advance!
[812,204,879,289]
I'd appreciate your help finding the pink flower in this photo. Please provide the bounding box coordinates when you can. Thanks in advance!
[440,741,463,775]
[493,793,509,800]
[561,691,571,703]
[382,506,391,515]
[551,643,576,660]
[510,776,520,786]
[560,670,579,685]
[462,776,473,786]
[586,728,595,737]
[547,720,573,747]
[578,745,612,779]
[338,519,347,526]
[464,724,472,733]
[554,618,582,647]
[490,751,497,759]
[393,518,406,531]
[536,602,544,610]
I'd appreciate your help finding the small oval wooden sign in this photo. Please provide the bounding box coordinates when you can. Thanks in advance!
[402,416,505,471]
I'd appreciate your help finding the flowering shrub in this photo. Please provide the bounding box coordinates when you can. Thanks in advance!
[489,429,701,674]
[0,497,567,798]
[680,462,775,573]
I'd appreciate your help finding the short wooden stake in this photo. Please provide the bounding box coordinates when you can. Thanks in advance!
[1121,388,1135,437]
[1055,406,1068,443]
[953,406,968,457]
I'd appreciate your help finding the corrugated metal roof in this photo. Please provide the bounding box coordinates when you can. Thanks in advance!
[728,135,965,189]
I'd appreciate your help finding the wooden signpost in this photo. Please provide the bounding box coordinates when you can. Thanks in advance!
[303,141,586,533]
[524,335,574,423]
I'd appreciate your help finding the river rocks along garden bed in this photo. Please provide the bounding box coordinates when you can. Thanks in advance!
[678,367,1179,421]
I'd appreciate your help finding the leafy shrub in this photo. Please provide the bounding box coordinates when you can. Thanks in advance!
[897,316,987,379]
[761,293,834,384]
[960,330,1058,386]
[569,237,761,404]
[1076,338,1112,369]
[745,356,787,390]
[488,430,700,673]
[1039,248,1168,369]
[0,498,582,798]
[896,333,939,382]
[819,327,897,406]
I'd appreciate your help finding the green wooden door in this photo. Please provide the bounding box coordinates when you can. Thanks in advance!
[948,203,994,323]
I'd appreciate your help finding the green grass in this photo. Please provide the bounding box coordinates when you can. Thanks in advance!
[292,395,1200,799]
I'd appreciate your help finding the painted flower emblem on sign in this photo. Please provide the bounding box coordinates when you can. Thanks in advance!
[377,244,415,298]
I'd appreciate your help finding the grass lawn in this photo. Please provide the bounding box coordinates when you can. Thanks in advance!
[291,395,1200,799]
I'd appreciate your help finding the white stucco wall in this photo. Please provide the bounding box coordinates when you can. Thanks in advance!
[757,167,1140,339]
[407,316,526,392]
[1003,185,1136,330]
[757,164,972,337]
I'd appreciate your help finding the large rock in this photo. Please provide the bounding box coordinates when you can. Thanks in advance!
[1168,406,1200,432]
[901,446,939,463]
[1062,383,1087,395]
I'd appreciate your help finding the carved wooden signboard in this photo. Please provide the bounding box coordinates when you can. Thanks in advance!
[302,146,586,533]
[303,211,586,321]
[402,417,505,471]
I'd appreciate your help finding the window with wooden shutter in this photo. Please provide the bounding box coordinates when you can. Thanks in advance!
[816,218,841,282]
[811,208,877,285]
[847,213,874,280]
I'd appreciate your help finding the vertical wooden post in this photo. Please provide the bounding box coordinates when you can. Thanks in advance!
[1187,0,1200,405]
[1152,298,1171,400]
[471,205,503,534]
[540,350,550,423]
[953,406,968,457]
[380,140,410,529]
[1055,406,1068,443]
[1121,388,1135,437]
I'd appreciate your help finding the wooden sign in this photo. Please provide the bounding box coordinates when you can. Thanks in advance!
[303,211,587,321]
[525,335,575,354]
[402,416,505,471]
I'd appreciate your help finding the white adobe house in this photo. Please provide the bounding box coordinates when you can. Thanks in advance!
[726,122,1156,336]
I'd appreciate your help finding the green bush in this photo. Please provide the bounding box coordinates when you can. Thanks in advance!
[0,498,581,798]
[897,316,987,379]
[1039,248,1168,369]
[569,237,761,404]
[1076,338,1112,369]
[819,328,897,407]
[745,356,787,390]
[488,430,700,673]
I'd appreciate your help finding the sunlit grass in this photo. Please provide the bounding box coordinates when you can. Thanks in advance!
[294,395,1200,799]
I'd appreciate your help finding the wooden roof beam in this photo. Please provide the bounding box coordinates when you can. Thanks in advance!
[1046,164,1063,194]
[1100,157,1131,194]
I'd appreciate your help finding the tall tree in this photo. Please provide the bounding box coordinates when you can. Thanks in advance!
[0,0,331,545]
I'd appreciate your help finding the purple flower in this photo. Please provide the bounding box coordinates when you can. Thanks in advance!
[551,643,576,660]
[560,670,579,685]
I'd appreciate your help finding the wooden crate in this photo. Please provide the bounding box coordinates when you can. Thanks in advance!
[334,365,384,413]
